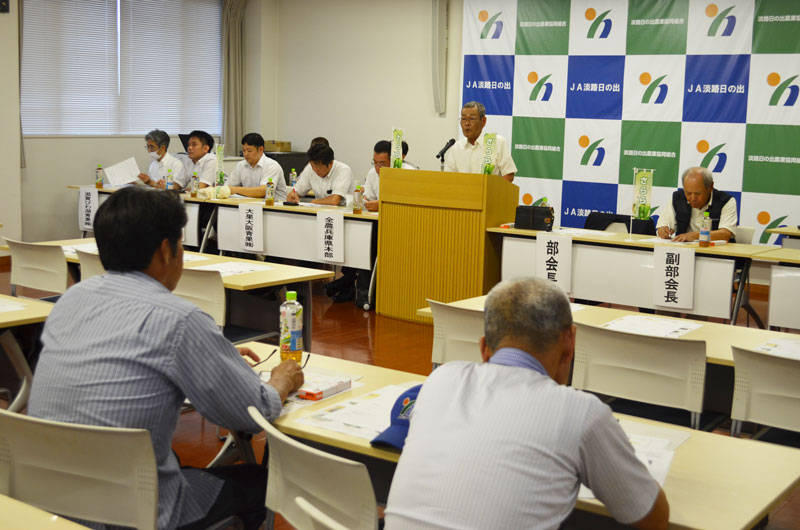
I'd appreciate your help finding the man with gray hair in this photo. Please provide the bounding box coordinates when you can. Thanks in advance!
[138,129,187,189]
[444,101,517,182]
[656,166,737,242]
[384,278,669,530]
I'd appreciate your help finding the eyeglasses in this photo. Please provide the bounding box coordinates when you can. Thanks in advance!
[371,160,390,169]
[459,117,480,124]
[145,144,159,152]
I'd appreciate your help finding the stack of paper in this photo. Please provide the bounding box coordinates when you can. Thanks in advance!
[602,315,702,338]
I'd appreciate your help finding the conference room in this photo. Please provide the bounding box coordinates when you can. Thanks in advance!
[2,0,800,529]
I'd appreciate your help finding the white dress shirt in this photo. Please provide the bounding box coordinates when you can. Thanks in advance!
[444,131,517,177]
[228,154,288,202]
[656,191,737,234]
[182,152,218,186]
[147,152,187,188]
[294,160,353,204]
[363,162,415,201]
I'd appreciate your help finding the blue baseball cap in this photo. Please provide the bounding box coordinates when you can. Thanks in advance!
[370,384,423,450]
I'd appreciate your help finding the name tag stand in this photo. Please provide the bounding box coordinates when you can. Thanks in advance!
[653,246,695,310]
[536,234,573,293]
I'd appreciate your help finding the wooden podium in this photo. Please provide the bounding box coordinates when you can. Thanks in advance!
[376,168,519,322]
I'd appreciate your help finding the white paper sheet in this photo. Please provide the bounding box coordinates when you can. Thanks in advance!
[182,253,210,262]
[578,420,688,499]
[296,383,417,440]
[192,261,273,277]
[103,157,141,186]
[602,315,702,338]
[755,338,800,361]
[0,299,27,313]
[62,242,99,257]
[570,303,586,312]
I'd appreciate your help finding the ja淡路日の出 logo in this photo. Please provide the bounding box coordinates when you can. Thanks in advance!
[528,71,553,101]
[586,8,612,39]
[767,72,799,107]
[478,10,503,39]
[579,135,605,166]
[640,72,668,104]
[697,139,727,173]
[706,4,736,37]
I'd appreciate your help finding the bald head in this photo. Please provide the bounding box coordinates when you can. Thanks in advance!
[681,166,713,210]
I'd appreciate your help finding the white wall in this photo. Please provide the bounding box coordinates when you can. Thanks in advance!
[246,0,464,184]
[243,0,278,138]
[0,0,22,255]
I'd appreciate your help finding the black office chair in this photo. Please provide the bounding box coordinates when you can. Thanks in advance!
[584,212,657,235]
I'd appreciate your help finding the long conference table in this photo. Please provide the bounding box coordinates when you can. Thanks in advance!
[753,247,800,330]
[487,227,768,322]
[244,342,800,530]
[415,296,797,367]
[0,294,53,330]
[82,187,378,271]
[2,239,333,349]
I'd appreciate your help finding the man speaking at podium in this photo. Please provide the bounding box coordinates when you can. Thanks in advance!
[444,101,517,182]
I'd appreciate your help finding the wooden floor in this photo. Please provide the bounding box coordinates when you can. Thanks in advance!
[2,262,800,529]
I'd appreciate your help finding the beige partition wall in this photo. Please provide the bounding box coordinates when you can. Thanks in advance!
[376,169,518,322]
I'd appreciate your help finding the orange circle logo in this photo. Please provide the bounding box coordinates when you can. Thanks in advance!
[757,211,771,225]
[522,193,534,205]
[767,72,781,87]
[585,8,597,20]
[696,140,710,153]
[705,4,719,17]
[639,72,652,86]
[478,10,489,22]
[528,71,539,84]
[579,135,590,148]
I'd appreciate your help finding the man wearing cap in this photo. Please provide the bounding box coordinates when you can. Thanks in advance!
[383,278,669,530]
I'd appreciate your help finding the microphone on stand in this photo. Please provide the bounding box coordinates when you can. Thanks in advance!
[436,138,456,171]
[436,138,456,161]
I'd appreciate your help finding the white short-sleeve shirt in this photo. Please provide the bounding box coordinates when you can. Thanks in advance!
[444,131,517,177]
[384,360,660,530]
[147,152,187,187]
[363,162,416,202]
[182,152,217,186]
[294,160,353,204]
[228,154,287,203]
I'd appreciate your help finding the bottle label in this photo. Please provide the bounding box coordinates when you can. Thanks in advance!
[280,305,304,352]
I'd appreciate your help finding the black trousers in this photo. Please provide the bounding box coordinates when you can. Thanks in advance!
[177,464,267,530]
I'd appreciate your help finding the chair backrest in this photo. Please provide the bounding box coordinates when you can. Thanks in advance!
[0,331,34,412]
[247,407,378,530]
[733,226,754,245]
[605,222,628,233]
[583,212,656,235]
[573,322,707,415]
[76,249,106,281]
[173,268,226,326]
[731,346,800,432]
[0,409,158,530]
[4,238,68,295]
[427,299,484,366]
[295,496,350,530]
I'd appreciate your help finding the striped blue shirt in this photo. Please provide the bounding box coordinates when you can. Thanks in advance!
[28,271,281,530]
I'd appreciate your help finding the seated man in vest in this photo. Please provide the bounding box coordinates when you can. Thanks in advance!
[28,187,304,530]
[656,166,737,242]
[384,277,669,530]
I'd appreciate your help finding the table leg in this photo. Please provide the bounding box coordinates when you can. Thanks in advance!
[304,281,313,351]
[730,259,750,326]
[199,207,218,254]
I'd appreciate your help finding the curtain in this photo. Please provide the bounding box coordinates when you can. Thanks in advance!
[221,0,247,156]
[18,0,25,168]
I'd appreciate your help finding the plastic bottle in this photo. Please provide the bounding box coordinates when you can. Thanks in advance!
[95,164,104,189]
[290,168,298,187]
[217,169,225,186]
[191,172,199,197]
[265,177,275,206]
[279,291,303,363]
[166,168,173,190]
[699,211,711,247]
[353,185,363,215]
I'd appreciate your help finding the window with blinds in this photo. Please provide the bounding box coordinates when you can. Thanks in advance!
[21,0,222,136]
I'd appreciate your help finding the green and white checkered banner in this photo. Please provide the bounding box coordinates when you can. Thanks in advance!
[461,0,800,244]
